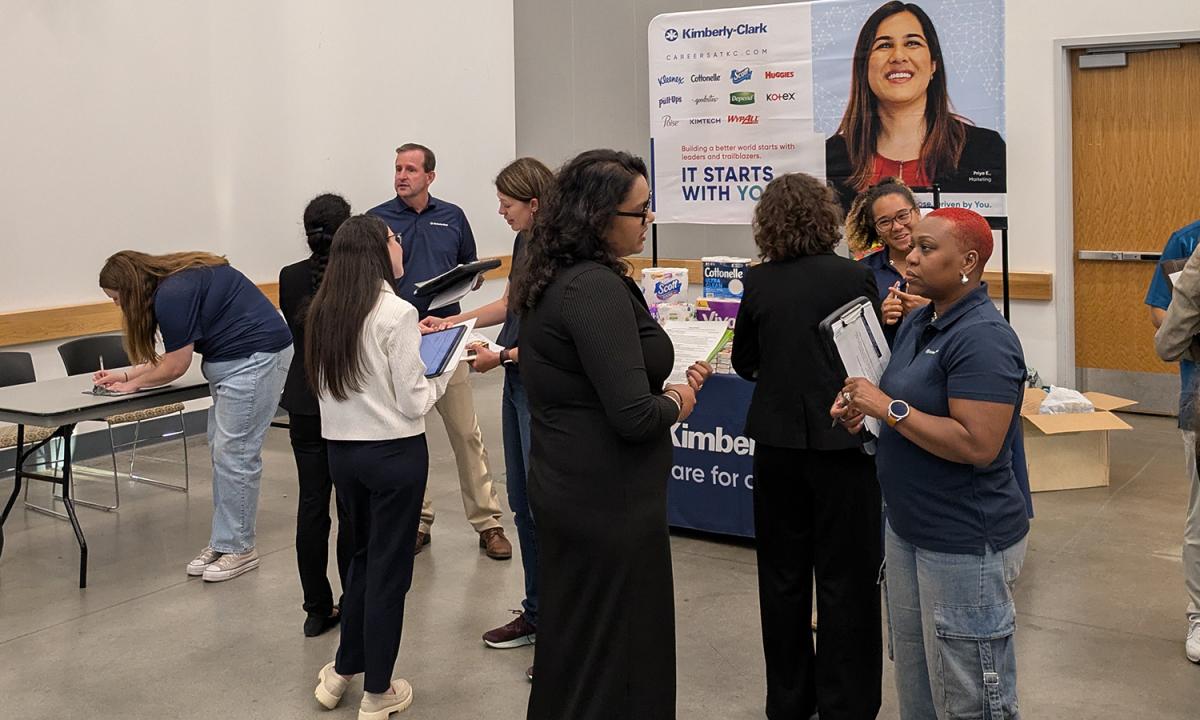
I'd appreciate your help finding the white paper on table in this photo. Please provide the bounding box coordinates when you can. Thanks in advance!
[661,320,731,385]
[829,304,891,438]
[427,273,484,311]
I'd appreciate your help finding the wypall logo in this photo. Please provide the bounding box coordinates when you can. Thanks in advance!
[730,67,752,84]
[727,114,759,125]
[730,91,755,105]
[657,74,684,86]
[665,23,768,42]
[659,95,682,108]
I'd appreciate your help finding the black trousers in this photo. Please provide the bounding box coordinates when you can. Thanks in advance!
[288,414,353,617]
[328,434,428,694]
[753,444,883,720]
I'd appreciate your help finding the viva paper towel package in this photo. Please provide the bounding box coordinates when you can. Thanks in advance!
[642,267,688,304]
[701,256,751,299]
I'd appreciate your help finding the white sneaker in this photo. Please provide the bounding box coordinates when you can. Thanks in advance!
[358,679,413,720]
[1187,621,1200,664]
[186,547,222,577]
[202,548,260,582]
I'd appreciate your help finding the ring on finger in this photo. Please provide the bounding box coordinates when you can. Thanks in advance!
[842,391,852,403]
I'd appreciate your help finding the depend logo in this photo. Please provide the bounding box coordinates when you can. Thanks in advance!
[657,74,684,86]
[729,91,755,105]
[727,114,759,125]
[764,70,795,79]
[689,117,722,125]
[671,23,768,41]
[661,115,680,128]
[690,72,720,83]
[730,67,752,84]
[765,92,795,102]
[664,28,679,42]
[658,95,683,108]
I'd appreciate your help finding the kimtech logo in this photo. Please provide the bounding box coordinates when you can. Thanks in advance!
[674,22,768,41]
[731,67,752,84]
[729,91,755,105]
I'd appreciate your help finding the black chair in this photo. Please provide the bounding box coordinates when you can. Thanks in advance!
[52,335,190,510]
[0,352,58,480]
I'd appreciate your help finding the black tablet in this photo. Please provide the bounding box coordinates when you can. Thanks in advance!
[420,325,467,378]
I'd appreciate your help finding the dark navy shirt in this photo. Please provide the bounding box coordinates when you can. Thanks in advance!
[154,264,292,362]
[1144,219,1200,428]
[877,283,1029,554]
[368,194,478,318]
[496,233,525,349]
[859,248,906,346]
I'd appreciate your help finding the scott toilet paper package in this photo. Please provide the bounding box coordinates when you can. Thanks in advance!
[701,256,751,298]
[642,267,689,304]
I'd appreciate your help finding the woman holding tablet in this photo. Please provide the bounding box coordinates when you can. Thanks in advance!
[307,215,452,718]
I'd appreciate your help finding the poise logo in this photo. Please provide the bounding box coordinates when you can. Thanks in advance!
[764,70,795,79]
[689,117,722,125]
[657,74,684,86]
[690,72,721,83]
[672,423,756,456]
[693,94,718,105]
[766,92,795,102]
[671,23,768,41]
[729,91,755,105]
[664,28,679,42]
[727,114,759,125]
[661,115,680,128]
[730,67,752,84]
[659,95,683,108]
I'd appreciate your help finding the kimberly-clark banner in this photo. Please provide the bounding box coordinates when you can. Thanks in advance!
[648,0,1006,224]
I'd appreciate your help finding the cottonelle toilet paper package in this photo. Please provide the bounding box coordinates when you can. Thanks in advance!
[701,256,751,299]
[642,267,688,304]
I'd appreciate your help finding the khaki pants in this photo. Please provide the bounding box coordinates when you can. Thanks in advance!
[1182,431,1200,624]
[419,362,502,534]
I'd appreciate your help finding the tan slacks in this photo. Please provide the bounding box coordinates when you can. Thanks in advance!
[420,362,502,534]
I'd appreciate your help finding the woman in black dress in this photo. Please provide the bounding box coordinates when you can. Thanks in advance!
[511,149,710,720]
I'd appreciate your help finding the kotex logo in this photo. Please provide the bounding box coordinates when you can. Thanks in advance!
[659,95,683,108]
[765,92,796,102]
[729,91,755,105]
[730,67,752,84]
[727,114,759,125]
[658,74,685,86]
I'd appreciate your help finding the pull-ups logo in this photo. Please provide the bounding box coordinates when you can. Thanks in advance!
[730,67,752,84]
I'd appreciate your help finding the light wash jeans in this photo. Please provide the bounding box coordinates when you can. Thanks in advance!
[202,347,292,553]
[1180,431,1200,624]
[884,521,1027,720]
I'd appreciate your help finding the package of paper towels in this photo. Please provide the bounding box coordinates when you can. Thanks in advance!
[701,256,751,298]
[642,267,688,303]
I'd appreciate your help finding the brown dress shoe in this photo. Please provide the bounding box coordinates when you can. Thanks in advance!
[414,530,431,555]
[478,527,512,560]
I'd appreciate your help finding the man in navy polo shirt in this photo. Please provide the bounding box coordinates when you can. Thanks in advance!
[1146,217,1200,663]
[368,142,511,560]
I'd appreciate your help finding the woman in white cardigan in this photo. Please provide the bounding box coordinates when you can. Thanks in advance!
[305,214,452,719]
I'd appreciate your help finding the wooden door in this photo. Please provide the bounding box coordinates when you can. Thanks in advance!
[1072,43,1200,412]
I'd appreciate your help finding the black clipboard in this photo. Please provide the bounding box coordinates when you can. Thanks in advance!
[419,325,468,378]
[817,296,880,377]
[413,259,502,297]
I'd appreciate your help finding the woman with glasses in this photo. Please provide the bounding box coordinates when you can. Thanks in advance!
[511,149,710,720]
[845,177,930,344]
[308,215,452,718]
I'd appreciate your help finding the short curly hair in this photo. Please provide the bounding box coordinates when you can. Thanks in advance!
[752,173,843,261]
[844,177,918,254]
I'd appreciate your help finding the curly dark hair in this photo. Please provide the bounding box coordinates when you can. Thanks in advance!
[751,173,843,261]
[510,149,646,310]
[844,177,918,254]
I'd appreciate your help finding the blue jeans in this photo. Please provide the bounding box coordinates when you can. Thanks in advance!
[202,347,292,553]
[884,521,1027,720]
[502,366,537,625]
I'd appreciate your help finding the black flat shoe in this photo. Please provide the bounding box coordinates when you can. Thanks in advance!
[304,608,341,637]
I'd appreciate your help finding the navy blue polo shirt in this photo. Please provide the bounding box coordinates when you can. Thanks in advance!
[1144,219,1200,428]
[858,247,906,300]
[368,194,478,318]
[154,264,292,362]
[877,283,1028,555]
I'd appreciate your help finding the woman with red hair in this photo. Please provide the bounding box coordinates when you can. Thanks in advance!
[833,208,1028,719]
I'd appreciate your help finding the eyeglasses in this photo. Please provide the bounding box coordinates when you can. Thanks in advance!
[874,207,916,233]
[615,198,653,226]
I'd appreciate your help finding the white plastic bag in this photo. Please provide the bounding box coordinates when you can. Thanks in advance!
[1039,386,1095,415]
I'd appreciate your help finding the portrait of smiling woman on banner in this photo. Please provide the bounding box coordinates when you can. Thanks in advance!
[824,1,1006,211]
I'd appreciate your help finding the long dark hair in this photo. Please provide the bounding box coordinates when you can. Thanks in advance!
[302,193,351,293]
[304,214,394,401]
[835,1,966,193]
[510,149,646,310]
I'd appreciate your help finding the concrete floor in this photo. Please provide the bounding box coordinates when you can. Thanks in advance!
[1,370,1199,719]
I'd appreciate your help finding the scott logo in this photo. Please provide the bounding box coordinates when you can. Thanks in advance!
[730,67,752,84]
[655,279,683,300]
[661,115,680,128]
[665,28,679,42]
[764,70,795,79]
[729,91,755,105]
[658,95,683,108]
[727,114,759,125]
[766,92,795,102]
[657,74,684,86]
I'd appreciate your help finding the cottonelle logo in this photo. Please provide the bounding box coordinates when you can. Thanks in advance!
[659,95,682,108]
[763,70,795,79]
[766,92,796,102]
[730,67,752,84]
[693,94,718,105]
[727,114,759,125]
[690,72,720,83]
[657,74,684,86]
[729,91,755,105]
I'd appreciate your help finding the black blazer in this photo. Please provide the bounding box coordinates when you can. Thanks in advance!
[278,257,320,416]
[731,253,881,451]
[825,123,1007,212]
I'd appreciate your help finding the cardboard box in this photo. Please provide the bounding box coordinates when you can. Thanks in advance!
[1020,388,1137,492]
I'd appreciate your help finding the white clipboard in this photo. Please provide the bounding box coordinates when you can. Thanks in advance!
[819,297,890,438]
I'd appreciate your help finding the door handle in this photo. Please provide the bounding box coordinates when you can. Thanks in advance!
[1077,250,1162,262]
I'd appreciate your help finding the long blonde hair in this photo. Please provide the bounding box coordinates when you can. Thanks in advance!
[98,250,229,363]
